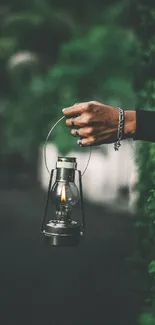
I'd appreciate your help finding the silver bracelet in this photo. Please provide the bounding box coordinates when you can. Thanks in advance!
[114,108,124,151]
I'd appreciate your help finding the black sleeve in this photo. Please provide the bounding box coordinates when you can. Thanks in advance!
[134,110,155,142]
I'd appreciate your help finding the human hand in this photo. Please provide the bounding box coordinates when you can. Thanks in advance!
[62,101,133,147]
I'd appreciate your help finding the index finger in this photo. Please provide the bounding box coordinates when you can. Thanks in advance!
[62,103,87,117]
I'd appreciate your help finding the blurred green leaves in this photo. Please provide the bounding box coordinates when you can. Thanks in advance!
[132,1,155,325]
[139,312,155,325]
[0,0,137,156]
[148,261,155,276]
[0,37,17,59]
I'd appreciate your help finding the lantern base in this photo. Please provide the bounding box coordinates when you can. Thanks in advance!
[42,220,82,247]
[43,233,80,247]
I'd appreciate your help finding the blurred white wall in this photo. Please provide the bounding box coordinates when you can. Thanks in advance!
[38,139,138,212]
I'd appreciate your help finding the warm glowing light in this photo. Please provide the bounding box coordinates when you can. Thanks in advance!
[61,184,66,204]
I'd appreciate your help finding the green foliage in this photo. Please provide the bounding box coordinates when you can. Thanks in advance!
[132,0,155,324]
[148,261,155,276]
[139,312,155,325]
[0,0,137,161]
[1,9,137,155]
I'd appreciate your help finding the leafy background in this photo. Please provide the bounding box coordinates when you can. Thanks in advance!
[0,0,155,324]
[0,0,137,156]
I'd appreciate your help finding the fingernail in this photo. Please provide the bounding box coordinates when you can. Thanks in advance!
[62,108,65,113]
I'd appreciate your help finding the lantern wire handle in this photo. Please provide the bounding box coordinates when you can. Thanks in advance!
[43,116,92,177]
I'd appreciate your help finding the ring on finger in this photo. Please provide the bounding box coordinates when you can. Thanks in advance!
[77,139,83,147]
[72,129,79,137]
[71,117,75,127]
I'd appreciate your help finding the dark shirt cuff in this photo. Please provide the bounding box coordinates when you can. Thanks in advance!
[134,110,155,142]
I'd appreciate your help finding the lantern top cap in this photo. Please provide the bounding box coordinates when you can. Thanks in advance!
[58,157,76,163]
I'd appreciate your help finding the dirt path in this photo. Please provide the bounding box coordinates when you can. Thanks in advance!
[0,188,138,325]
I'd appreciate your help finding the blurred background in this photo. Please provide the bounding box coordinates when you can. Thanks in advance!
[0,0,150,324]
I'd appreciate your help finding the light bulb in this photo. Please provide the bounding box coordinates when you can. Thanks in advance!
[51,181,79,207]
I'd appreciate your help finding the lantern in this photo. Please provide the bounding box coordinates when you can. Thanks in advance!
[41,156,85,247]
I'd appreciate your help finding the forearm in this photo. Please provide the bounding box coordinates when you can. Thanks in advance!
[124,110,155,143]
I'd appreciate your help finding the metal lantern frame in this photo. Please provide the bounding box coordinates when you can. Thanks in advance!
[41,156,85,247]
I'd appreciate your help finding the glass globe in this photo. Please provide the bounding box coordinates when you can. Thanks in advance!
[51,181,79,207]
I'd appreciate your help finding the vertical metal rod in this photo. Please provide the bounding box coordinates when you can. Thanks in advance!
[41,169,54,233]
[78,170,85,235]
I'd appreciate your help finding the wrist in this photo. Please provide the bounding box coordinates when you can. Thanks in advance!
[124,110,136,139]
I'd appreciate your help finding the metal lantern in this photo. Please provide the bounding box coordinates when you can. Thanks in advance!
[41,156,85,247]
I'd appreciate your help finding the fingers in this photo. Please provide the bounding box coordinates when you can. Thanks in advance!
[62,100,119,147]
[78,136,106,147]
[62,102,95,118]
[80,137,95,146]
[66,116,81,127]
[66,112,93,127]
[62,103,85,117]
[71,127,95,138]
[72,129,115,146]
[80,134,116,146]
[70,125,96,146]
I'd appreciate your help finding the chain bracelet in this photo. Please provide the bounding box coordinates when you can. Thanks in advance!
[114,108,124,151]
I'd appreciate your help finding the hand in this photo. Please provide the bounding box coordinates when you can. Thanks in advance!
[62,101,120,146]
[62,101,136,147]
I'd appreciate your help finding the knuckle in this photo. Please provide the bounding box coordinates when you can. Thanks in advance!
[90,100,97,105]
[87,102,93,111]
[80,103,88,113]
[84,113,92,125]
[86,101,95,110]
[88,136,95,145]
[91,136,95,143]
[85,118,90,126]
[90,126,94,133]
[86,127,93,135]
[85,102,90,111]
[86,100,98,113]
[89,100,98,108]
